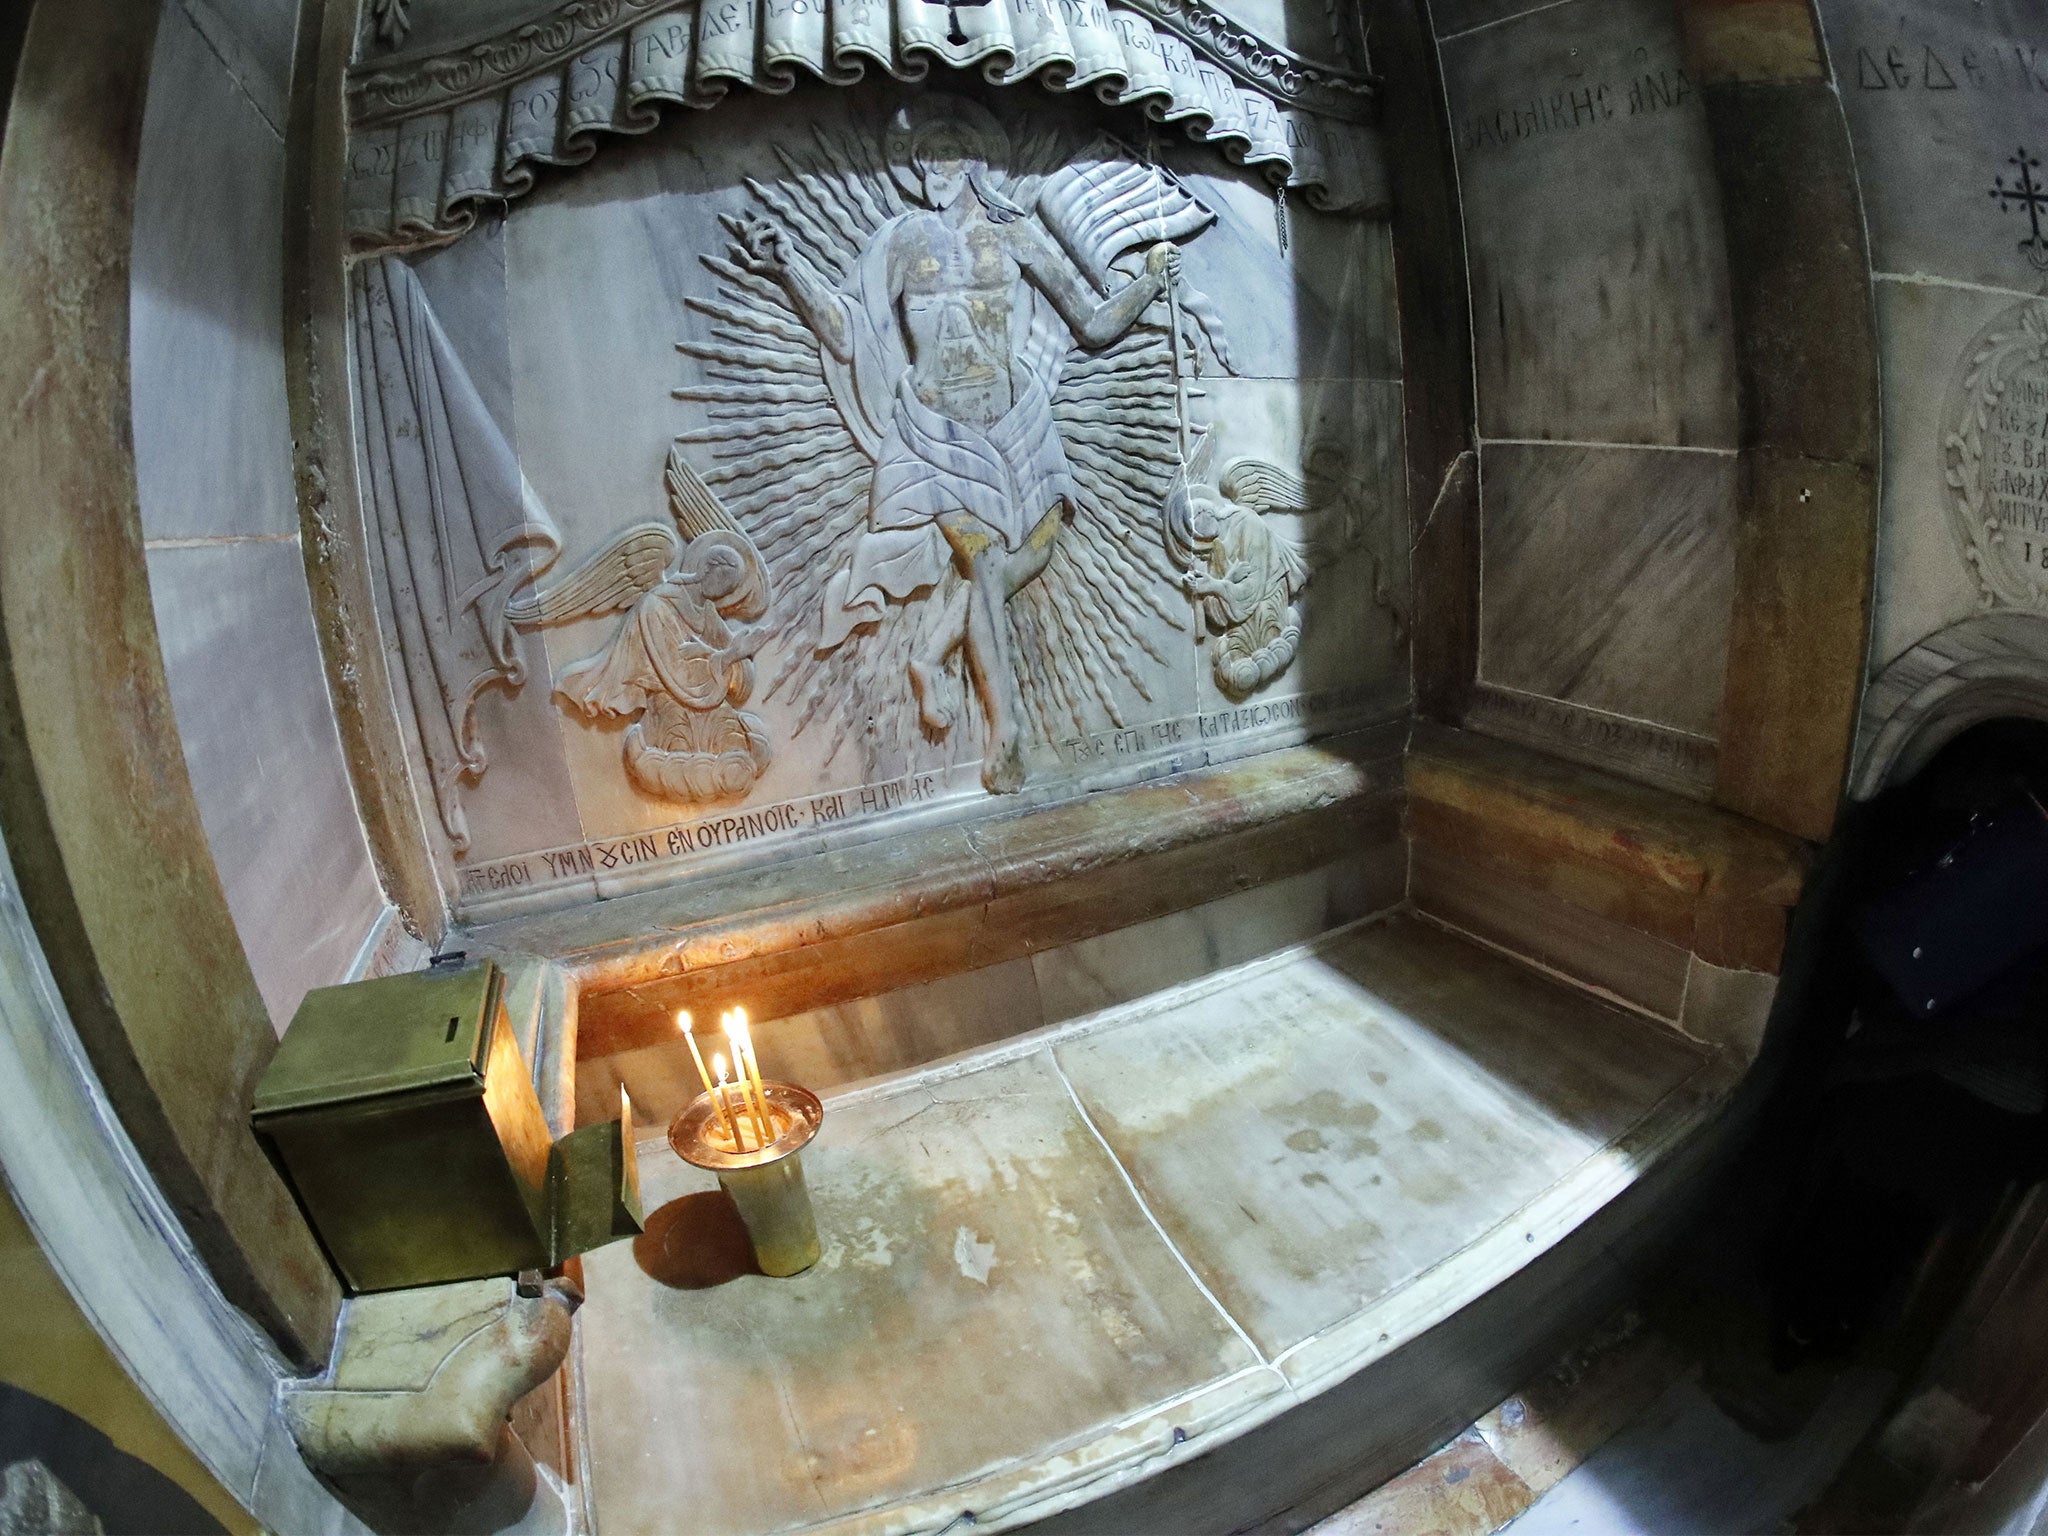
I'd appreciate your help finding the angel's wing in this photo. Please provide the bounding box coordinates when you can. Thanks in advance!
[1219,459,1314,512]
[503,524,678,626]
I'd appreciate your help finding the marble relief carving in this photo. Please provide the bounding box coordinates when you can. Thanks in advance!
[1946,297,2048,613]
[678,96,1227,793]
[339,0,1387,247]
[505,450,775,802]
[351,256,562,853]
[349,82,1407,913]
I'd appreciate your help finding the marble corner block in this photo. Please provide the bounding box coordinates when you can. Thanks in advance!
[1053,919,1712,1374]
[1442,0,1738,447]
[1677,956,1776,1057]
[145,542,388,1029]
[1866,278,2028,672]
[1817,0,2048,291]
[1478,442,1737,737]
[577,1053,1264,1536]
[131,1,295,542]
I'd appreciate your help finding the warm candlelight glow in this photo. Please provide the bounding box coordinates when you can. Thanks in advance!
[726,1008,773,1146]
[680,1010,719,1104]
[710,1051,745,1149]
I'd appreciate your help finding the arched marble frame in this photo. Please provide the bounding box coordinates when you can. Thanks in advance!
[1850,612,2048,798]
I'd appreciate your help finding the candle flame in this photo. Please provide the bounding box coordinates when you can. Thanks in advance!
[727,1011,753,1055]
[712,1051,730,1085]
[676,1008,692,1032]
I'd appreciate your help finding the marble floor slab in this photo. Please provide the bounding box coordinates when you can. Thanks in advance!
[579,1054,1263,1536]
[1054,919,1711,1363]
[576,915,1729,1536]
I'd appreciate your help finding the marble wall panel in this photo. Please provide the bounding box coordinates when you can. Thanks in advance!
[1478,443,1737,737]
[145,543,388,1029]
[134,6,390,1030]
[361,79,1408,919]
[1442,0,1738,448]
[1431,0,1558,44]
[1817,0,2048,293]
[178,0,294,133]
[131,4,293,541]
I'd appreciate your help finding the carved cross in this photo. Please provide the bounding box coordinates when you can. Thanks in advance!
[1990,148,2048,273]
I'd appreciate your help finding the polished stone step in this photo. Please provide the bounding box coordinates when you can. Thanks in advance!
[576,913,1738,1536]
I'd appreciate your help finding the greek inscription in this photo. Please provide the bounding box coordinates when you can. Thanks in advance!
[1852,39,2048,93]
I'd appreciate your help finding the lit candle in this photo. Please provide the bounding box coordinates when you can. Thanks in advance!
[679,1011,718,1103]
[711,1051,746,1151]
[726,1008,773,1146]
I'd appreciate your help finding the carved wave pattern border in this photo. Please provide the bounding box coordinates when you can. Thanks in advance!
[343,0,1389,246]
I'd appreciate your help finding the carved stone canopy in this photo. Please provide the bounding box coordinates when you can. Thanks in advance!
[344,0,1387,248]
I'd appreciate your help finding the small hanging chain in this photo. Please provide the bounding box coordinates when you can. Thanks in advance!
[1276,183,1290,255]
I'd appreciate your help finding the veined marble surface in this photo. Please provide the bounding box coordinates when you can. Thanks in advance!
[576,914,1734,1536]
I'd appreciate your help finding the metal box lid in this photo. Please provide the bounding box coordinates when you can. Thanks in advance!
[254,963,503,1118]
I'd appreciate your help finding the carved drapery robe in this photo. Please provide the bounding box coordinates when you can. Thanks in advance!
[816,217,1077,649]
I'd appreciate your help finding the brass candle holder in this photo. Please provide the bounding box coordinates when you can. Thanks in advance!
[669,1082,824,1277]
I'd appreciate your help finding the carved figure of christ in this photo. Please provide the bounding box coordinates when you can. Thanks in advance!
[733,142,1176,792]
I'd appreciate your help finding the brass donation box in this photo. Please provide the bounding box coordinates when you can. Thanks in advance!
[253,962,636,1294]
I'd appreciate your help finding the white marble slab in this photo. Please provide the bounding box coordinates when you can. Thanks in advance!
[131,2,293,541]
[1054,918,1712,1364]
[580,1053,1264,1536]
[574,915,1735,1535]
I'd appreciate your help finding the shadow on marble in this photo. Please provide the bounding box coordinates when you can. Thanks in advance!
[1033,851,1404,1024]
[632,1190,762,1289]
[579,1054,1258,1536]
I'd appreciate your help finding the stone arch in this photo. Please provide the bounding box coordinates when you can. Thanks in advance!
[1850,612,2048,799]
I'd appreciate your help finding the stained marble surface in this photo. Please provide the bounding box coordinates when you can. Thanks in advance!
[1054,919,1709,1363]
[1478,443,1737,738]
[1442,0,1738,449]
[581,1054,1262,1536]
[576,915,1725,1535]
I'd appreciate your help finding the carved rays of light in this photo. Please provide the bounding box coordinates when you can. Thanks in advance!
[674,117,1191,777]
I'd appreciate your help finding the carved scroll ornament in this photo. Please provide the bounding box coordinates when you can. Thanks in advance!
[343,0,1386,248]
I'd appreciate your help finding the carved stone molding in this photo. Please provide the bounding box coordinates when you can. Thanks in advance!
[341,0,1387,246]
[285,1275,581,1475]
[1850,613,2048,798]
